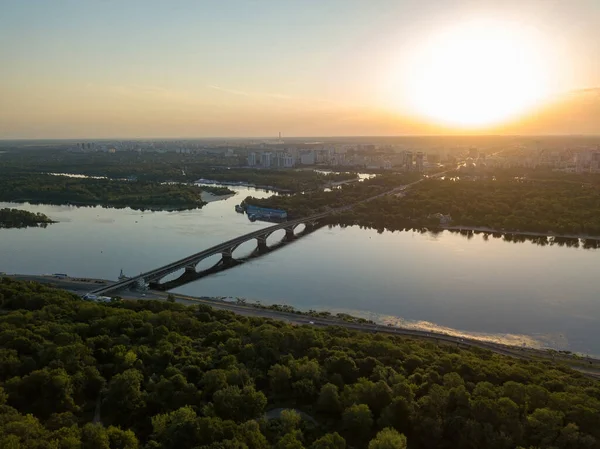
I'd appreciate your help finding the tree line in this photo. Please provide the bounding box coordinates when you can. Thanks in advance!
[246,170,600,237]
[0,208,55,229]
[0,149,358,193]
[0,278,598,448]
[0,174,209,211]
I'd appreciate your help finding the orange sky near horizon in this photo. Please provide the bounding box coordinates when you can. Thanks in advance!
[0,0,599,138]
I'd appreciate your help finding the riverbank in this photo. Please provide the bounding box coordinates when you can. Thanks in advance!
[0,208,56,229]
[0,173,208,211]
[442,225,600,242]
[200,191,236,203]
[6,274,599,378]
[195,178,292,193]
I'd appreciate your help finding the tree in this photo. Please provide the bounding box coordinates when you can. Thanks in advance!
[5,367,76,419]
[342,404,373,439]
[317,383,342,415]
[102,369,146,427]
[81,423,110,449]
[310,433,346,449]
[378,397,412,435]
[368,428,407,449]
[526,408,564,447]
[213,386,267,422]
[167,294,176,303]
[269,364,292,396]
[275,432,305,449]
[280,409,302,434]
[107,426,139,449]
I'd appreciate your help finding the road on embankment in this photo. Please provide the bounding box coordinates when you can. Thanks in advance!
[140,289,600,380]
[6,274,600,379]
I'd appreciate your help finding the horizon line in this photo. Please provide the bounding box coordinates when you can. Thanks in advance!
[2,133,600,142]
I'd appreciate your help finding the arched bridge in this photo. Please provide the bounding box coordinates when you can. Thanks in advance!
[88,170,452,296]
[89,211,331,296]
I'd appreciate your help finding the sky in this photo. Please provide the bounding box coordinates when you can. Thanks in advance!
[0,0,599,138]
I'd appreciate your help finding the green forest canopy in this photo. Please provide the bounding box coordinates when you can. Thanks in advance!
[247,171,600,236]
[0,208,55,229]
[0,278,599,449]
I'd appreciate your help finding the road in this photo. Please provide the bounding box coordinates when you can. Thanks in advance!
[7,274,600,379]
[161,293,600,379]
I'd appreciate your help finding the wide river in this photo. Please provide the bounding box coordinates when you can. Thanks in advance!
[1,186,599,355]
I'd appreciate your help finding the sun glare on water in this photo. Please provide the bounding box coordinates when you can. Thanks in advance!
[396,19,553,129]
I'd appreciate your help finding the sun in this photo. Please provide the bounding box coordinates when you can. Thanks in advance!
[394,19,553,129]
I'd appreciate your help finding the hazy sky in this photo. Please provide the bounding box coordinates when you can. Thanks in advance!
[1,0,599,138]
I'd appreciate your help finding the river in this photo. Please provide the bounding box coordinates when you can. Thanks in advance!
[1,186,599,355]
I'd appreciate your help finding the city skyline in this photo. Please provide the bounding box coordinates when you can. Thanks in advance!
[1,0,599,138]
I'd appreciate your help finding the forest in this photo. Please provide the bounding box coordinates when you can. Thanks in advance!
[246,171,600,236]
[0,149,357,192]
[0,278,598,449]
[244,174,422,218]
[0,208,55,229]
[0,174,210,211]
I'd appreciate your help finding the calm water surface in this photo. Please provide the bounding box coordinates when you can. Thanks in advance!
[1,187,599,355]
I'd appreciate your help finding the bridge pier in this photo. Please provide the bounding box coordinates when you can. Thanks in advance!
[221,249,235,266]
[256,236,268,252]
[284,227,295,240]
[184,264,197,273]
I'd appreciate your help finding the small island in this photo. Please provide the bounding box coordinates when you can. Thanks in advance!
[0,174,235,211]
[0,208,56,229]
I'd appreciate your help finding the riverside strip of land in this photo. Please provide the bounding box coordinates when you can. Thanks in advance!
[9,274,600,379]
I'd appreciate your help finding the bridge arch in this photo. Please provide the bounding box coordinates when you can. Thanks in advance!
[266,228,287,247]
[231,239,259,259]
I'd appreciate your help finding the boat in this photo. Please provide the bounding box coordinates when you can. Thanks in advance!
[235,204,244,213]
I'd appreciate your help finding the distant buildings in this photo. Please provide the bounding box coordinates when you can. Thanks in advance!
[260,152,273,167]
[416,152,424,172]
[405,151,413,171]
[300,151,315,165]
[247,152,257,166]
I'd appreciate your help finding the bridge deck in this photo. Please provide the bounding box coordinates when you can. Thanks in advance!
[89,211,331,295]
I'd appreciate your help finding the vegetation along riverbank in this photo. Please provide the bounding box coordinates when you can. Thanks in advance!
[246,168,600,238]
[0,208,56,229]
[0,173,232,211]
[0,278,599,449]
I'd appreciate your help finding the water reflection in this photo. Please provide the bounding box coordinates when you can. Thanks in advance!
[1,195,599,355]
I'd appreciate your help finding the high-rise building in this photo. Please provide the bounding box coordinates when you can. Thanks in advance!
[405,151,413,171]
[416,152,424,172]
[283,154,295,168]
[260,152,272,167]
[300,151,315,165]
[247,152,257,166]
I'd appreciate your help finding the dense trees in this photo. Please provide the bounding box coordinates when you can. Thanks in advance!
[247,169,600,237]
[0,174,209,211]
[0,208,55,229]
[0,278,599,448]
[244,173,422,218]
[0,149,357,192]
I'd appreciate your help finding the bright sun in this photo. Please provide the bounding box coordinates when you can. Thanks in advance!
[397,19,552,128]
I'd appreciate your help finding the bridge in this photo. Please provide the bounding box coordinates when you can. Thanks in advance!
[89,211,332,296]
[88,169,453,296]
